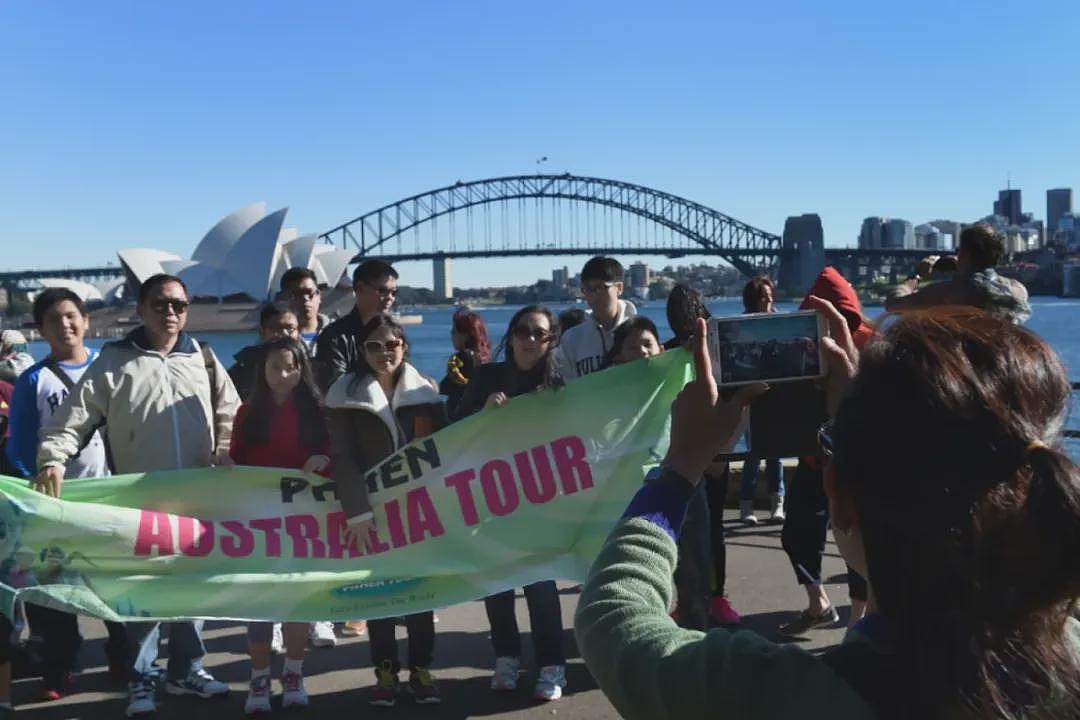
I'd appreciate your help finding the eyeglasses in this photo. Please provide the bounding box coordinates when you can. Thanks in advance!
[582,281,616,294]
[150,299,189,315]
[291,288,320,300]
[817,422,834,459]
[512,326,553,343]
[364,339,405,354]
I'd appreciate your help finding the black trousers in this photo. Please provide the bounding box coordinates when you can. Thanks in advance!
[368,612,435,674]
[780,460,867,598]
[484,581,565,667]
[673,482,713,630]
[25,605,81,688]
[705,466,728,597]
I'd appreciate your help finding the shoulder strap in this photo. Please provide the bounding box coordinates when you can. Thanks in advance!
[199,342,219,448]
[42,357,75,393]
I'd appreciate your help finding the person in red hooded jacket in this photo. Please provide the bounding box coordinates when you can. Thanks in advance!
[777,267,875,636]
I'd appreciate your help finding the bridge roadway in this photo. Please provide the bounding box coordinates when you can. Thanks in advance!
[13,511,855,719]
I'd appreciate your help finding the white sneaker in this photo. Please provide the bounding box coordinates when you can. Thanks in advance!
[271,623,284,654]
[244,675,272,715]
[280,670,309,708]
[739,499,759,525]
[533,665,567,701]
[165,666,230,698]
[769,494,786,523]
[490,656,520,691]
[309,621,336,648]
[125,681,157,717]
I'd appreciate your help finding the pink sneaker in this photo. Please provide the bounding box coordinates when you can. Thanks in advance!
[710,596,741,626]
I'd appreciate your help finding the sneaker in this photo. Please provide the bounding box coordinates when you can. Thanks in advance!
[778,605,840,636]
[407,667,441,704]
[490,656,521,691]
[309,621,336,648]
[38,672,75,702]
[165,666,230,698]
[369,661,399,707]
[271,623,284,654]
[533,665,567,702]
[342,620,367,637]
[739,499,759,525]
[126,680,157,717]
[280,670,309,708]
[244,674,272,715]
[769,494,786,523]
[709,596,741,627]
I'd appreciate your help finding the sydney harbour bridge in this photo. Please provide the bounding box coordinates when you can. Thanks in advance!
[2,174,923,300]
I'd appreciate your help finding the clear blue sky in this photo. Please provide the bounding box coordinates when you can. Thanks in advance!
[2,1,1078,290]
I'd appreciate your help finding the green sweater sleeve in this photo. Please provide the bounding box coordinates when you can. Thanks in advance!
[574,517,874,720]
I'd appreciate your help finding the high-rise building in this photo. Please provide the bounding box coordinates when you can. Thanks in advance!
[928,220,962,251]
[993,189,1023,225]
[883,219,915,249]
[914,224,943,251]
[858,217,886,249]
[1047,188,1073,234]
[552,266,569,288]
[628,262,651,289]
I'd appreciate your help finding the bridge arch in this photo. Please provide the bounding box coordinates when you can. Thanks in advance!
[319,174,782,277]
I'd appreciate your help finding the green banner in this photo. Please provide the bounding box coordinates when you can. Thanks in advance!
[0,350,691,623]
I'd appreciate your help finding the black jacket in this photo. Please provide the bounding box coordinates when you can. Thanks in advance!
[227,344,262,401]
[314,308,372,393]
[454,361,547,421]
[438,350,481,420]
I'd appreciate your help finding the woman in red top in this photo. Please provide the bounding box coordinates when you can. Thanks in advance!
[229,338,331,715]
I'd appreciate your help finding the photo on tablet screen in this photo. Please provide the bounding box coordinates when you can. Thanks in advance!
[707,311,825,385]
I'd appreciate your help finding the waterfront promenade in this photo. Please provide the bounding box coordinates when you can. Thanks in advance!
[11,511,853,719]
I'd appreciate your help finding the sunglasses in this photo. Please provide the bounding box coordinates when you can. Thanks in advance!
[512,326,553,343]
[582,281,616,294]
[364,339,405,354]
[150,299,189,315]
[818,422,835,459]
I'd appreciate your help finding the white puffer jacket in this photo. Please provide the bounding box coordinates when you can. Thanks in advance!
[38,328,240,474]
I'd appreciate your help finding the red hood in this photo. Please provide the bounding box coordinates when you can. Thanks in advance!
[798,266,873,349]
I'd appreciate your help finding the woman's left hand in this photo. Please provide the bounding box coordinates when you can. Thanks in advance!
[343,516,376,549]
[302,454,331,474]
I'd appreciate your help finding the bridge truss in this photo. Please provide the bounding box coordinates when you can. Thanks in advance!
[319,174,783,277]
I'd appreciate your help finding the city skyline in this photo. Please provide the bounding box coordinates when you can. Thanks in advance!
[2,1,1078,290]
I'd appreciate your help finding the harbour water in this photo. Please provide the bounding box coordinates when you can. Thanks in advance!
[27,297,1080,456]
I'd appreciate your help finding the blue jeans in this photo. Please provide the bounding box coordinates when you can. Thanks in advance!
[126,620,206,683]
[740,451,783,501]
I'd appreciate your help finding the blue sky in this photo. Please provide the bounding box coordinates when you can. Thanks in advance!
[2,1,1078,290]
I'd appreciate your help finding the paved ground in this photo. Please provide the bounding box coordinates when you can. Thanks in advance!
[12,512,857,719]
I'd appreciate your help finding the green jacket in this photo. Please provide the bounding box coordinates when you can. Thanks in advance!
[575,516,1078,719]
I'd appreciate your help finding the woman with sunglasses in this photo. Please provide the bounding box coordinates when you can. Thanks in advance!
[575,305,1080,719]
[324,314,446,707]
[455,305,569,701]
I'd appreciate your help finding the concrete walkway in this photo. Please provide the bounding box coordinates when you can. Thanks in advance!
[12,512,856,719]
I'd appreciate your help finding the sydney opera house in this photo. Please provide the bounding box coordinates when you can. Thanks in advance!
[117,203,354,302]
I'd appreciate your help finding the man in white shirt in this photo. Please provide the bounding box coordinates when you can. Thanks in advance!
[557,256,637,380]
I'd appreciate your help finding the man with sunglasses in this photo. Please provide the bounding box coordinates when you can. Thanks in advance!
[279,267,330,353]
[36,273,240,717]
[314,259,398,392]
[557,256,637,380]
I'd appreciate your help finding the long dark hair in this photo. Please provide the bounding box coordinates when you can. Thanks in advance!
[452,309,491,363]
[496,304,563,390]
[348,314,409,392]
[241,337,328,450]
[831,309,1079,718]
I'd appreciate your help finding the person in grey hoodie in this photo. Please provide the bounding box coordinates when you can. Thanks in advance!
[556,256,637,380]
